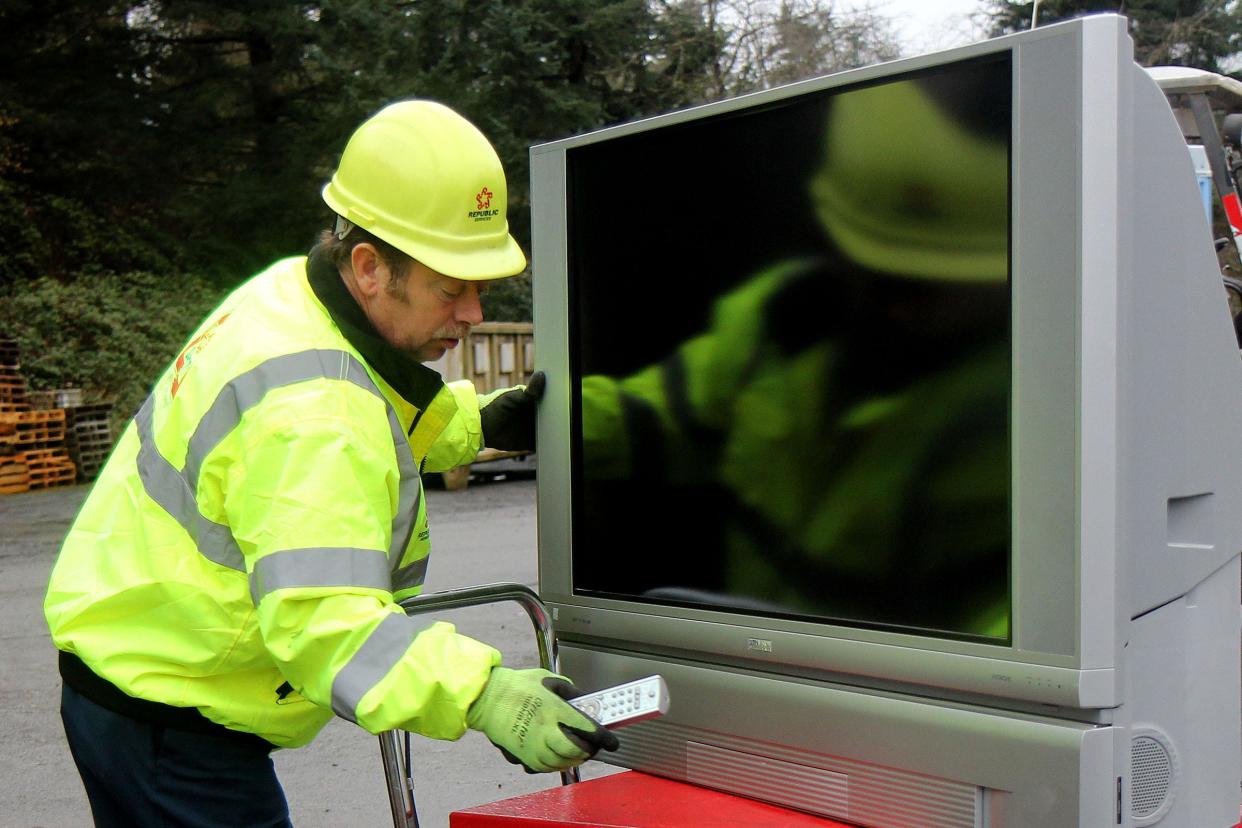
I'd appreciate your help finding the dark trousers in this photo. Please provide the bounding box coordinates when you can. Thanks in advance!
[61,683,293,828]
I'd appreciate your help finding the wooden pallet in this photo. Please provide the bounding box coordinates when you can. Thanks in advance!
[72,428,111,447]
[63,403,115,481]
[20,448,76,489]
[74,455,110,481]
[65,402,113,420]
[29,468,76,489]
[1,408,66,448]
[74,417,111,433]
[21,447,69,464]
[65,406,113,435]
[0,367,27,404]
[10,428,65,447]
[0,459,29,494]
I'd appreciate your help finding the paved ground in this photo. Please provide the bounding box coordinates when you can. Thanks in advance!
[0,476,615,827]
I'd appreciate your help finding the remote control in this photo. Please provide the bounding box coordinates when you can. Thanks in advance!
[569,675,670,729]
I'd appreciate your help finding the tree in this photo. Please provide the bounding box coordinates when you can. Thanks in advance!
[0,0,903,292]
[0,1,182,283]
[1,0,910,407]
[115,2,433,276]
[716,0,903,95]
[0,0,914,332]
[0,1,732,287]
[988,1,1242,71]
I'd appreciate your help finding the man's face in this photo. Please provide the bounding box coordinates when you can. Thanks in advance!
[369,258,486,363]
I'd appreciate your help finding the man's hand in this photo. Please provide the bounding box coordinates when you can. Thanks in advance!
[479,371,545,452]
[466,666,619,773]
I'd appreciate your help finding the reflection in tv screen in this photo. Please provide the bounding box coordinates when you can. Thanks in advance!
[569,55,1012,642]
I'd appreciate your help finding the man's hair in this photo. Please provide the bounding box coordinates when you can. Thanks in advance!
[313,225,414,293]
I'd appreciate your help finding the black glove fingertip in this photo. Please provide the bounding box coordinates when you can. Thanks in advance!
[526,371,546,400]
[563,722,620,754]
[542,675,580,700]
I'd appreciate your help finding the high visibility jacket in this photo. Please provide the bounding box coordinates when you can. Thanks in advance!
[579,258,1010,638]
[45,253,501,748]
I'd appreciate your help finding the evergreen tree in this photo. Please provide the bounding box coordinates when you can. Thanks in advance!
[0,1,730,290]
[0,1,178,282]
[988,1,1242,71]
[0,0,904,329]
[0,0,911,404]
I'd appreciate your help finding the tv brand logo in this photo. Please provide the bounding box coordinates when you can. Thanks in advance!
[747,638,773,653]
[470,187,500,221]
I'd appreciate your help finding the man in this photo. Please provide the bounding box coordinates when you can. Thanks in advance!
[45,100,616,827]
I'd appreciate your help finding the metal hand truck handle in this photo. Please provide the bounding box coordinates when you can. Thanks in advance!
[380,583,580,828]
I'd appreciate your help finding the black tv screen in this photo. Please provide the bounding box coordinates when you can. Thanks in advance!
[568,55,1013,642]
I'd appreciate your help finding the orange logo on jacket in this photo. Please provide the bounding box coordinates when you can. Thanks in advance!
[170,313,231,399]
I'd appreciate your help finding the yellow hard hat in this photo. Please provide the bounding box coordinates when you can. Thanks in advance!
[810,80,1008,282]
[322,100,527,281]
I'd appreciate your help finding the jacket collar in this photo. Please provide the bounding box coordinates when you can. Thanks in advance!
[305,247,445,411]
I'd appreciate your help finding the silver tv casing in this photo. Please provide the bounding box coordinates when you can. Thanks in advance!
[531,15,1242,827]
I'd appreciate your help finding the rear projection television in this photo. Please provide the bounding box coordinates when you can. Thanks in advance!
[532,15,1242,827]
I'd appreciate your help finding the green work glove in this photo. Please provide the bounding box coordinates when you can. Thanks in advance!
[466,666,619,773]
[479,371,545,452]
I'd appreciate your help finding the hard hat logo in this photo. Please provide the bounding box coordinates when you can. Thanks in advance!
[321,99,527,281]
[470,186,500,222]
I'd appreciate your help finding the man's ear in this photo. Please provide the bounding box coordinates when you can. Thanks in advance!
[348,243,385,297]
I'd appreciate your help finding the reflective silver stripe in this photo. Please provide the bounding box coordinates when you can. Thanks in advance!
[183,350,375,486]
[250,547,392,604]
[391,556,430,594]
[135,397,246,571]
[135,348,425,577]
[385,410,421,566]
[331,612,417,722]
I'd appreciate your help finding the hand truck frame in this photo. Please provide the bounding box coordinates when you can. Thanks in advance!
[380,583,580,828]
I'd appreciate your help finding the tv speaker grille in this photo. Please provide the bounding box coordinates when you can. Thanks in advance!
[1131,730,1175,823]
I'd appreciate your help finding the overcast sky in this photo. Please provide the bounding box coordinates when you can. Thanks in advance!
[870,0,995,55]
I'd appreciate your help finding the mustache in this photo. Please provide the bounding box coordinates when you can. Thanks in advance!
[433,325,471,340]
